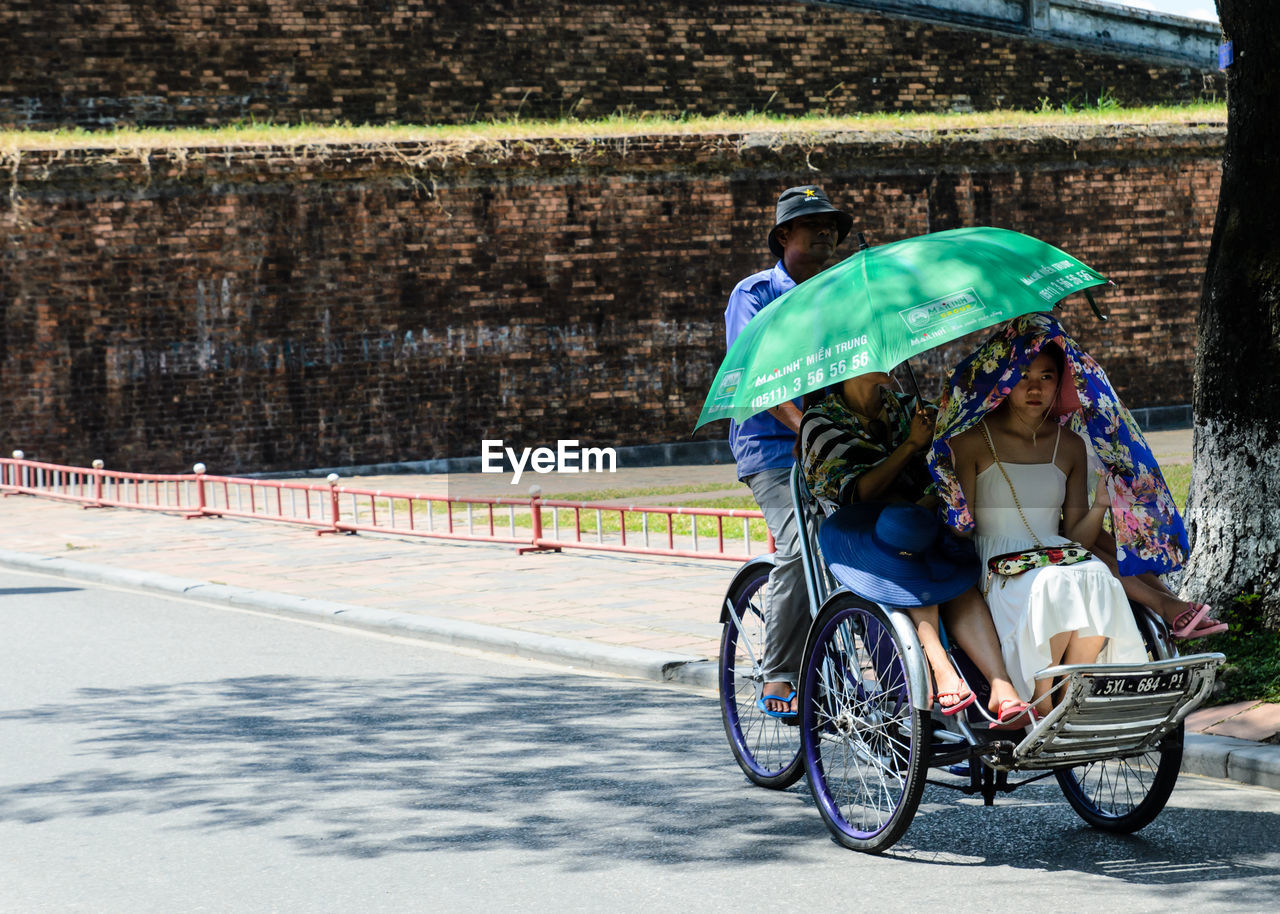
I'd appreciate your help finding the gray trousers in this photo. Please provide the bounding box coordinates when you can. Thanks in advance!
[746,466,809,683]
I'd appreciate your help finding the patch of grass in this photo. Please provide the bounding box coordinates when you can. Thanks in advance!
[534,506,770,543]
[351,493,770,543]
[0,102,1227,153]
[369,480,744,515]
[1162,463,1191,512]
[1155,467,1279,705]
[534,482,744,502]
[677,495,761,511]
[1190,593,1280,706]
[1038,86,1124,115]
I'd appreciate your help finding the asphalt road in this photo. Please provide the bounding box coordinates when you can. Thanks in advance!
[2,568,1279,913]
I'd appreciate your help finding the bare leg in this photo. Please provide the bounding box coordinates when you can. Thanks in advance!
[907,604,969,710]
[1063,633,1107,664]
[940,587,1025,715]
[1032,631,1071,716]
[1032,630,1107,715]
[1094,530,1189,624]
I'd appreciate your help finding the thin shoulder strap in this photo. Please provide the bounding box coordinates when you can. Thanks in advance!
[1051,424,1062,463]
[979,419,998,460]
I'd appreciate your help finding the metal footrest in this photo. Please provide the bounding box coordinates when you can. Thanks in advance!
[1009,652,1224,770]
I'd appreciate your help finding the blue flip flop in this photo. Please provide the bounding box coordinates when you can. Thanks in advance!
[757,690,797,719]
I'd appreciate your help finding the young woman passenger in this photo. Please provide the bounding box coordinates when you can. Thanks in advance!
[801,371,1029,723]
[944,343,1147,716]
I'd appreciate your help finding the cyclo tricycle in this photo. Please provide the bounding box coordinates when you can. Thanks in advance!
[718,464,1224,853]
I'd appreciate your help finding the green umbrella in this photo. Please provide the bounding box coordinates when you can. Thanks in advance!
[695,226,1108,428]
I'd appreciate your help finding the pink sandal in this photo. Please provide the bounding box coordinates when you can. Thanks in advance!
[995,699,1033,725]
[937,689,977,717]
[1170,602,1228,640]
[984,699,1034,730]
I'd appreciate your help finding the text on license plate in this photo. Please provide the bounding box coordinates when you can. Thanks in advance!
[1089,670,1189,697]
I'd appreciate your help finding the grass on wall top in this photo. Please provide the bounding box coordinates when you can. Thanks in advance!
[0,101,1227,154]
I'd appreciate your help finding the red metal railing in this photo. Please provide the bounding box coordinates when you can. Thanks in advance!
[0,454,770,562]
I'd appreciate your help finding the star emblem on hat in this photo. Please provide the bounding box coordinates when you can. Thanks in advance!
[803,189,817,197]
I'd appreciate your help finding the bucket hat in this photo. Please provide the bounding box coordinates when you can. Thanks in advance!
[818,502,978,607]
[767,185,854,259]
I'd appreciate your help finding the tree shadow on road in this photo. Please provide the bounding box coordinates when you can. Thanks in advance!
[889,775,1280,905]
[2,670,1279,899]
[0,672,815,867]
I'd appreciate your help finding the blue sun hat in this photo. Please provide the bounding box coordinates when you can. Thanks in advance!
[819,502,979,607]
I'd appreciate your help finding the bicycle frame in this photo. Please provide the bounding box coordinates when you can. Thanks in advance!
[789,464,933,713]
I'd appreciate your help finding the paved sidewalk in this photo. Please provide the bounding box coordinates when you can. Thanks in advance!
[0,496,730,661]
[3,431,1278,792]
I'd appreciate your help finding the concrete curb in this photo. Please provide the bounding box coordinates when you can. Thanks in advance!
[0,548,718,691]
[1180,733,1280,792]
[2,547,1275,792]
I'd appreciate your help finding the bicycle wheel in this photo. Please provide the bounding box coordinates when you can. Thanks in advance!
[719,563,804,789]
[1054,728,1183,832]
[801,594,928,853]
[1055,608,1183,832]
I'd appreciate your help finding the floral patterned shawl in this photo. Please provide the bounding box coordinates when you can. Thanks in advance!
[926,312,1189,576]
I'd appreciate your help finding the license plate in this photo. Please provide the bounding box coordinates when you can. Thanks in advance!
[1089,669,1190,697]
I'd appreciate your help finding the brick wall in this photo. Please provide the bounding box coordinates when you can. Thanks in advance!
[0,0,1222,129]
[0,125,1221,472]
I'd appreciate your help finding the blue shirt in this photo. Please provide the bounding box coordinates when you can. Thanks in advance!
[725,261,801,480]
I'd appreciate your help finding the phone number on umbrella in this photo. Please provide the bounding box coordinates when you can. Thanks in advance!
[751,352,871,410]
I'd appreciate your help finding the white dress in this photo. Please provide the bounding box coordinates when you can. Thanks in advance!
[974,425,1147,701]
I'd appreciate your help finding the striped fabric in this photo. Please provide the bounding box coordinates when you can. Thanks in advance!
[800,390,933,513]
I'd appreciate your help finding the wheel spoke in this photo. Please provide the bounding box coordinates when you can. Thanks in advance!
[719,567,802,788]
[1057,735,1180,832]
[1053,610,1184,834]
[804,607,924,849]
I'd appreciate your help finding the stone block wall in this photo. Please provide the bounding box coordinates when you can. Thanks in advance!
[0,125,1221,472]
[0,0,1222,129]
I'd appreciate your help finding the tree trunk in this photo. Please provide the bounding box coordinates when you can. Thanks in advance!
[1182,0,1280,623]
